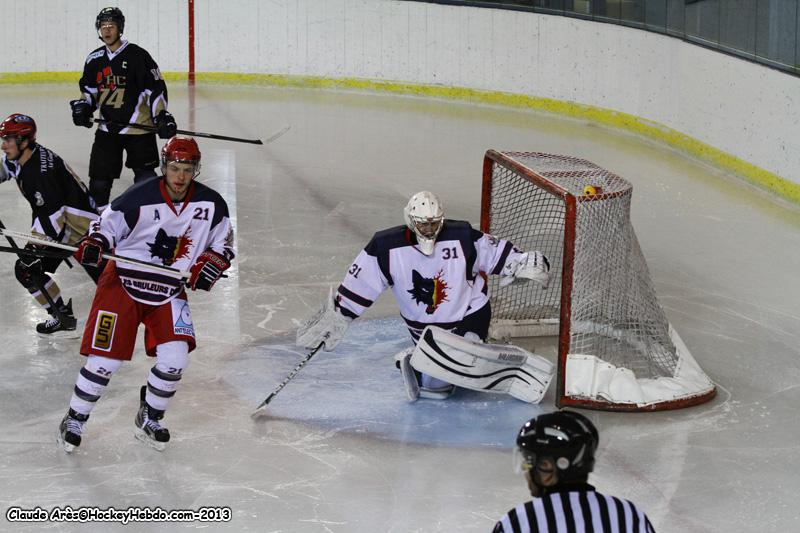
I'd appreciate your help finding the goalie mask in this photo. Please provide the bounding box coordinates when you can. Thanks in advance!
[514,411,598,487]
[403,191,444,256]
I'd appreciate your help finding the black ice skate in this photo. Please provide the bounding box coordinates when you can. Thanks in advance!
[37,299,78,338]
[134,386,170,451]
[57,408,89,453]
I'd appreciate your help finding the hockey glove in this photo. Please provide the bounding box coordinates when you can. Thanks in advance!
[69,99,94,128]
[73,235,105,267]
[296,288,352,352]
[189,250,230,291]
[15,246,45,285]
[500,251,551,289]
[154,110,178,139]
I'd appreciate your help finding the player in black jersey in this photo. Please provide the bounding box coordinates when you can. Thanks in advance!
[70,7,177,211]
[0,114,103,336]
[493,411,656,533]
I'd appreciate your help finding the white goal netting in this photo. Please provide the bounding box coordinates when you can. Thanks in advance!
[482,150,715,411]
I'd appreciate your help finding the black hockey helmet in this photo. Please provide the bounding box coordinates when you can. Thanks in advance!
[516,410,599,483]
[96,7,125,34]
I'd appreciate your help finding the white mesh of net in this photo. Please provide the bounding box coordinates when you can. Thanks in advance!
[484,152,714,408]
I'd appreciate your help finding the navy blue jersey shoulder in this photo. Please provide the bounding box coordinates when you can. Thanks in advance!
[437,219,482,243]
[364,220,480,257]
[439,220,481,280]
[110,176,163,210]
[364,225,410,257]
[109,177,164,229]
[363,226,409,286]
[190,181,229,226]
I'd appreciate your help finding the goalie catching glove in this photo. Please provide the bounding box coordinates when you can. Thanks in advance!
[408,326,555,403]
[500,250,550,289]
[189,250,230,291]
[296,288,352,352]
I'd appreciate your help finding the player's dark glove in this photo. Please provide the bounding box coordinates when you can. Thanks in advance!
[154,110,178,139]
[15,244,46,284]
[73,235,105,267]
[188,250,230,291]
[70,99,94,128]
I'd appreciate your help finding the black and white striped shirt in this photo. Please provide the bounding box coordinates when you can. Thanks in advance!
[493,484,655,533]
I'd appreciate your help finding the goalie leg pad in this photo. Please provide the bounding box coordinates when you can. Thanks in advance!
[394,347,454,401]
[394,347,419,402]
[409,326,555,403]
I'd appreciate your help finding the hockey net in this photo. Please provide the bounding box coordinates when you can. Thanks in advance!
[481,150,715,411]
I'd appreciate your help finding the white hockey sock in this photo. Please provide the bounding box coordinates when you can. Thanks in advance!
[145,341,189,411]
[70,355,124,416]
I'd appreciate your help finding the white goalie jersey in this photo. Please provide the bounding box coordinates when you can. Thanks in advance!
[335,220,524,341]
[88,178,235,305]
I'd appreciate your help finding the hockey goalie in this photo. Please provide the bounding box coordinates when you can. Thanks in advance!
[297,191,554,403]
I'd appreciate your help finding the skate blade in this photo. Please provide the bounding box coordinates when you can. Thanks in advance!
[56,429,76,454]
[134,428,167,452]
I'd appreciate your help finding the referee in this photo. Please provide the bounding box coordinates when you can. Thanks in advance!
[493,411,656,533]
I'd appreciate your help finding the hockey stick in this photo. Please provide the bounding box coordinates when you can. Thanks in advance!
[0,244,73,259]
[0,218,68,322]
[262,125,291,144]
[93,118,269,145]
[0,228,192,278]
[250,341,325,418]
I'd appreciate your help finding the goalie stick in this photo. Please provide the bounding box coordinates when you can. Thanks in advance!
[251,341,325,418]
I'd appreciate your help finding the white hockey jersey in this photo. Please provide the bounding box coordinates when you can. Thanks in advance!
[88,177,235,305]
[335,220,523,340]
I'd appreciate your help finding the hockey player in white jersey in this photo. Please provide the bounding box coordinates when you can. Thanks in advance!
[298,191,554,402]
[56,136,235,453]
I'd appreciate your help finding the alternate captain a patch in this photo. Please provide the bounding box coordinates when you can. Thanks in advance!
[92,311,118,351]
[408,269,449,315]
[147,227,193,266]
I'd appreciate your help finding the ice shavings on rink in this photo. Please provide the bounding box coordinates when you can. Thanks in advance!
[229,316,548,448]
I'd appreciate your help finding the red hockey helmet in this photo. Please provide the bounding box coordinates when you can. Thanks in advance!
[0,113,37,144]
[161,136,201,177]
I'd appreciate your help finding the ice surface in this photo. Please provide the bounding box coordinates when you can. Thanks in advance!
[0,84,798,532]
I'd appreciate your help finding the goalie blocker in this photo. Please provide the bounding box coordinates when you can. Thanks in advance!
[409,326,555,403]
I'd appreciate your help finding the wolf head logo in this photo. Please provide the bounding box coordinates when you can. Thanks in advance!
[147,228,192,266]
[408,269,449,315]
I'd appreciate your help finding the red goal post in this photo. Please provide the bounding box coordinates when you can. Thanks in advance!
[481,150,716,411]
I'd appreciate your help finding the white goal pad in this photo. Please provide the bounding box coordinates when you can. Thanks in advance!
[410,326,554,403]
